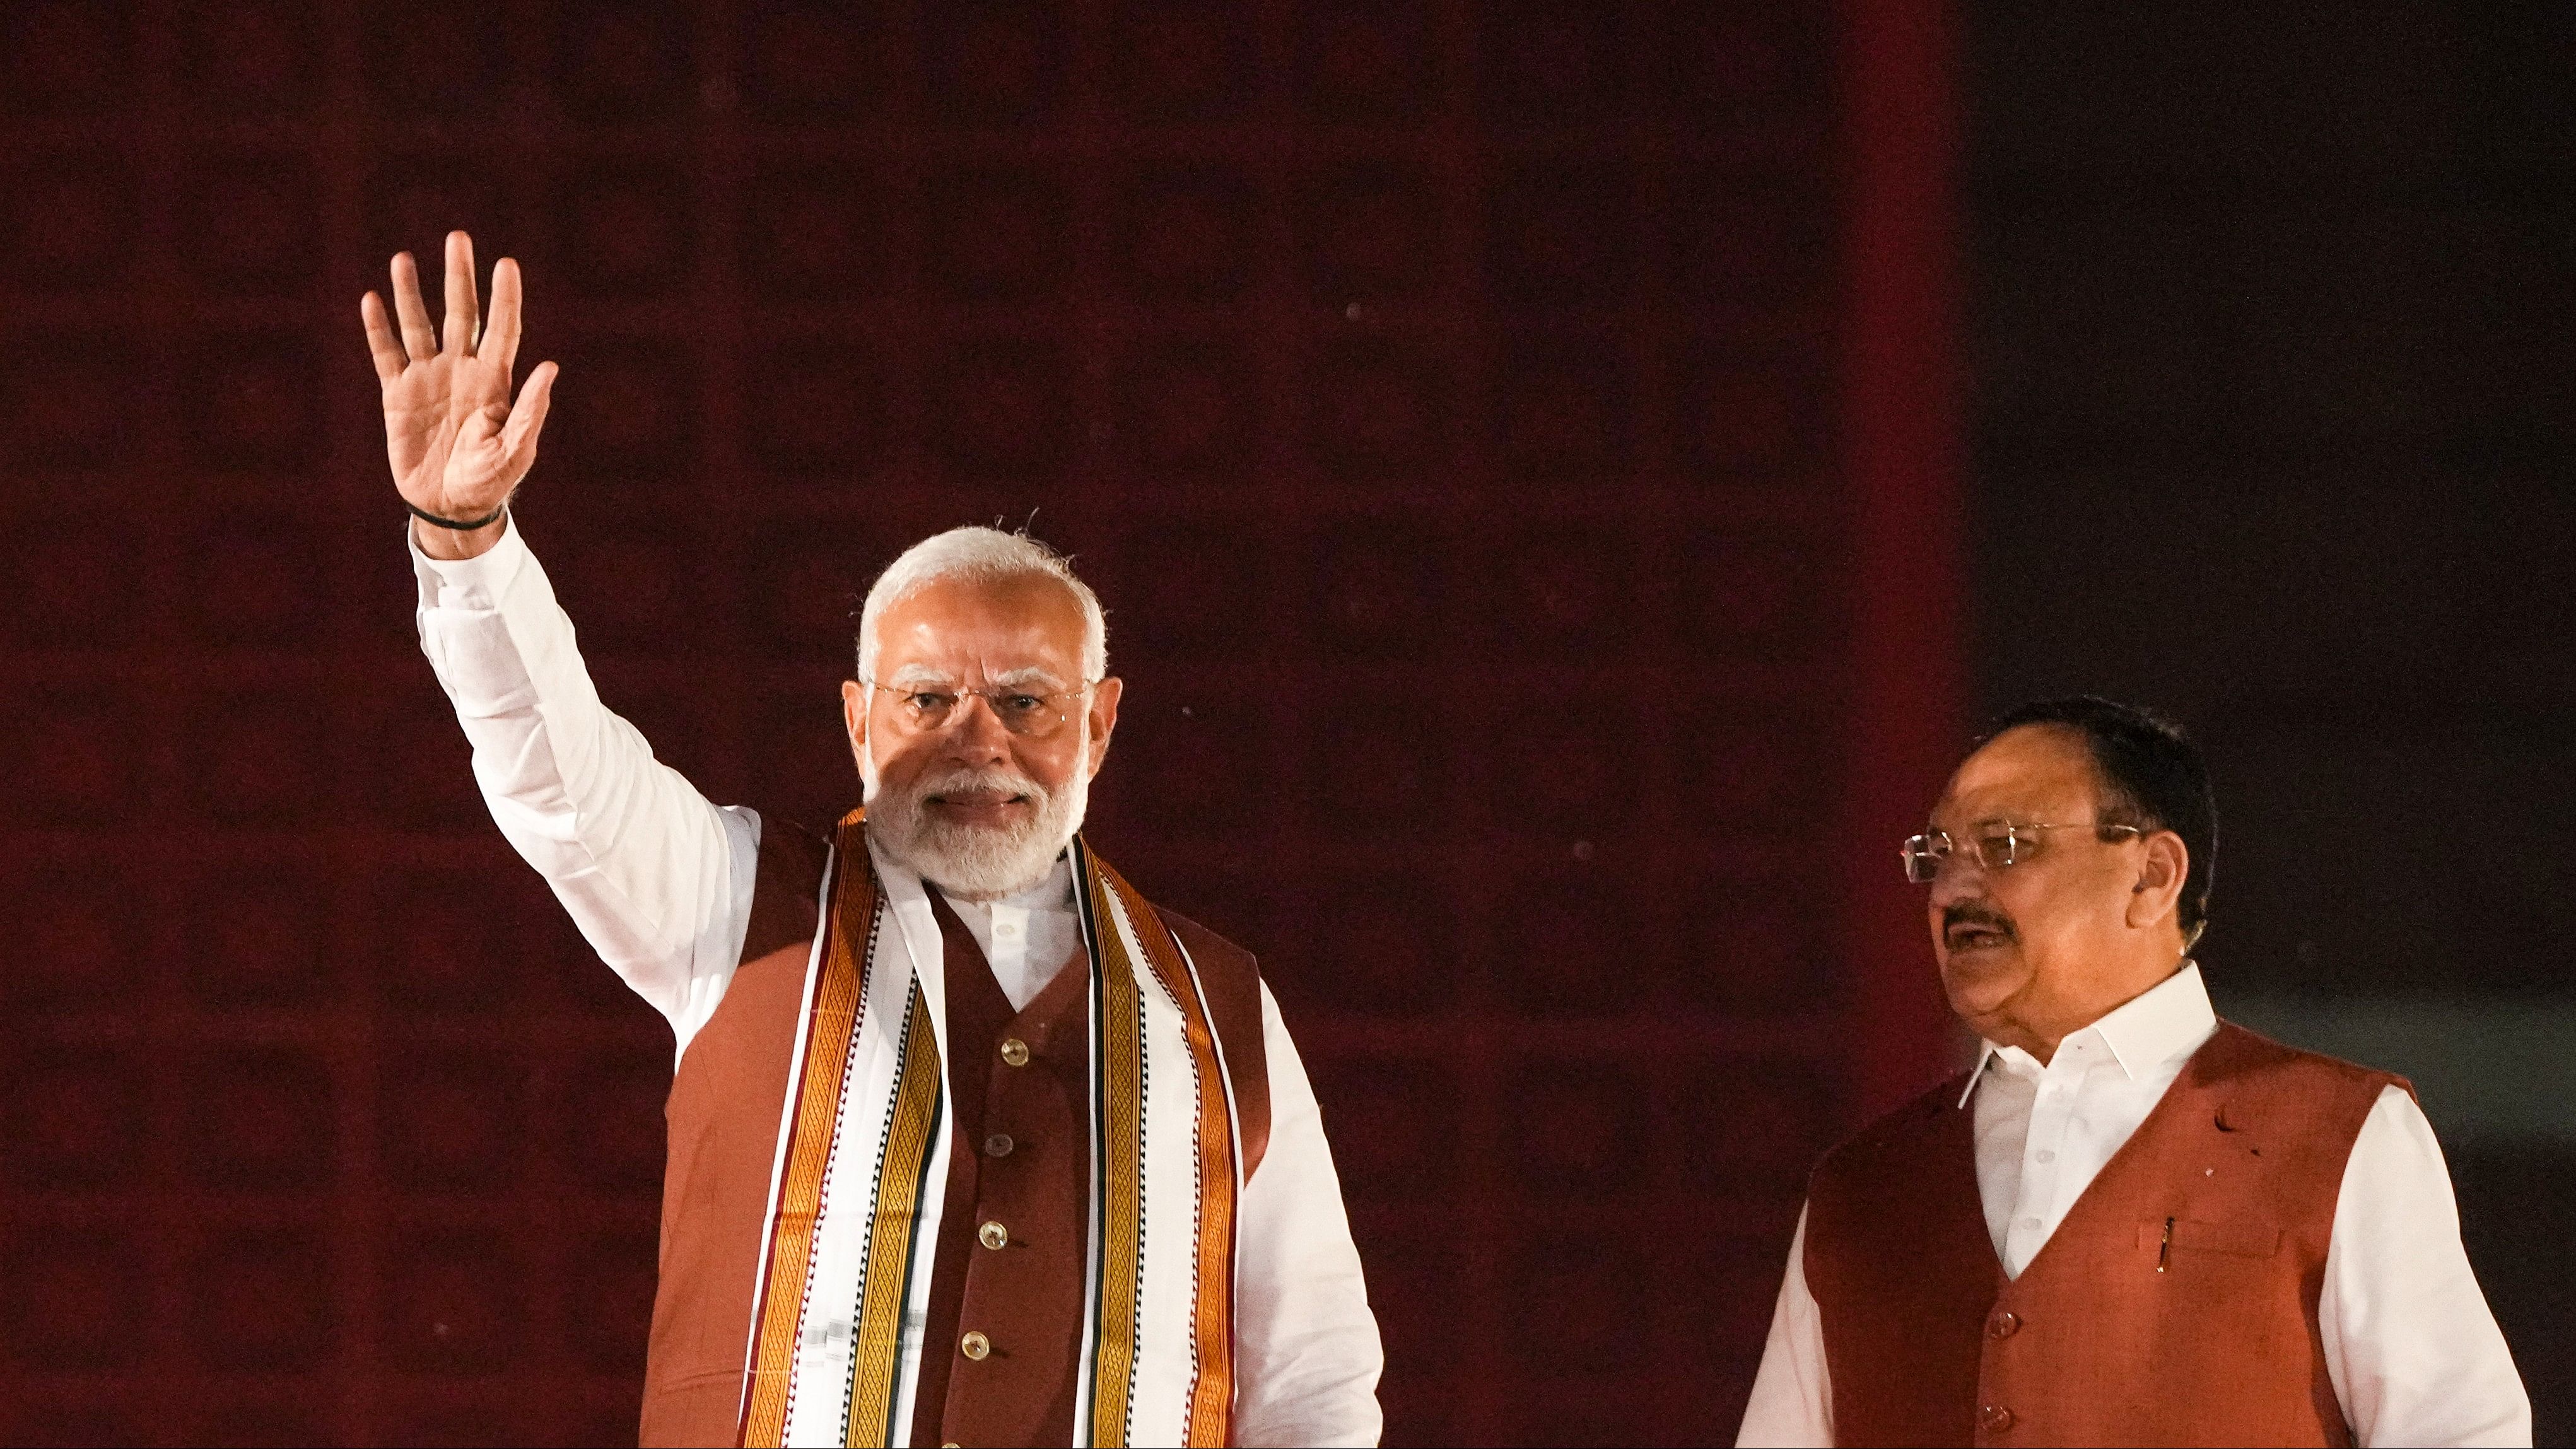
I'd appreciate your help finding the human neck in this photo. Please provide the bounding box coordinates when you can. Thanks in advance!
[932,854,1068,905]
[1979,952,2187,1065]
[939,876,1043,905]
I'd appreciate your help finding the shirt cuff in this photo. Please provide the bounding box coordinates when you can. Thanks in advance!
[408,509,529,613]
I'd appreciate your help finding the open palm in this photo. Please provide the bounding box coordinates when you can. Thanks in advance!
[361,230,558,527]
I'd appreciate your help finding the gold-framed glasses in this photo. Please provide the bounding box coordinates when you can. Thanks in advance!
[863,678,1096,740]
[1900,821,2143,884]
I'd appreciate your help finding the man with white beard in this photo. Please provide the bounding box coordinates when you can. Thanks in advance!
[371,232,1383,1448]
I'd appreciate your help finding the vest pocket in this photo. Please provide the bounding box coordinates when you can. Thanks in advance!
[2135,1217,2281,1258]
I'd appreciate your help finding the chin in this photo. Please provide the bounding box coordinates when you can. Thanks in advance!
[1939,950,2023,1014]
[872,765,1091,901]
[922,805,1062,883]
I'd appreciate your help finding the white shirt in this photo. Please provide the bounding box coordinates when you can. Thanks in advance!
[411,517,1385,1448]
[1738,965,2531,1448]
[940,859,1085,1012]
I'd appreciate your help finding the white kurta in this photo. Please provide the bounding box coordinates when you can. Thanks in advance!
[410,517,1385,1448]
[1737,965,2531,1448]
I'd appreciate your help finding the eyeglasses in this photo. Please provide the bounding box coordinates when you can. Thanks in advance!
[862,679,1096,740]
[1900,821,2143,884]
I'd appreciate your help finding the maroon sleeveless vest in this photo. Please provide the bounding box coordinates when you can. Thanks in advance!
[635,823,1271,1448]
[1804,1021,2404,1448]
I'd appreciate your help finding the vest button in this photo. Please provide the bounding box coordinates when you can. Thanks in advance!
[984,1132,1015,1158]
[1000,1038,1031,1067]
[1988,1310,2021,1339]
[961,1330,990,1361]
[1979,1404,2014,1433]
[979,1220,1009,1250]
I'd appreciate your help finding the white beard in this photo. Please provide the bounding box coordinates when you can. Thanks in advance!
[862,733,1091,901]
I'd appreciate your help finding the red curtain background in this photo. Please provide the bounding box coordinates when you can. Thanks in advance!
[0,1,1955,1443]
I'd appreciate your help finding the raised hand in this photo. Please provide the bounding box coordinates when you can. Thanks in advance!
[361,230,558,560]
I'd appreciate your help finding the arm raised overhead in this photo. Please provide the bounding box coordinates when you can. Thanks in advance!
[373,231,758,1053]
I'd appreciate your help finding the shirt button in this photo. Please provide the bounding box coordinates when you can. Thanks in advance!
[2019,1216,2042,1230]
[2035,1149,2055,1164]
[997,922,1018,937]
[979,1220,1009,1250]
[1987,1310,2022,1339]
[984,1132,1015,1158]
[1000,1038,1031,1067]
[961,1331,990,1361]
[1979,1404,2015,1433]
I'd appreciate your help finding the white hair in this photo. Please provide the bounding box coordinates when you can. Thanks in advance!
[855,525,1108,683]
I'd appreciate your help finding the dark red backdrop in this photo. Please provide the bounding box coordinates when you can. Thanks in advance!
[0,2,1956,1444]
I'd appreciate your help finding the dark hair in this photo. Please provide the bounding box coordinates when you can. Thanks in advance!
[1986,696,2218,947]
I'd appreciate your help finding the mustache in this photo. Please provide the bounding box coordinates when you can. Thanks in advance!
[917,765,1047,804]
[1942,903,2017,941]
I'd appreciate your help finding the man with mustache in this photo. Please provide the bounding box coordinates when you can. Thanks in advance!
[1737,697,2527,1447]
[370,233,1383,1447]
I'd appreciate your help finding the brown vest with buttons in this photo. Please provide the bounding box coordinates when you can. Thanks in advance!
[635,822,1272,1448]
[1803,1021,2406,1448]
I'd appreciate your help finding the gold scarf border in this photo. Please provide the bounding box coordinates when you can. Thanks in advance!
[840,977,944,1446]
[739,811,945,1449]
[1080,843,1240,1448]
[735,821,1237,1448]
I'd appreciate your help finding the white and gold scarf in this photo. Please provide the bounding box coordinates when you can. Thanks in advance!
[736,811,1243,1448]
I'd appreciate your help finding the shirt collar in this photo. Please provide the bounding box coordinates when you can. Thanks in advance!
[1958,961,2215,1108]
[990,855,1076,915]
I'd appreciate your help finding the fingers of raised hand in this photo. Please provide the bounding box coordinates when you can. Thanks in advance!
[360,291,409,382]
[499,361,559,476]
[442,230,481,357]
[484,258,525,378]
[390,252,438,361]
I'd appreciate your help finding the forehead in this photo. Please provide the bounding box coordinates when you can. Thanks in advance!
[873,573,1087,673]
[1933,724,2103,826]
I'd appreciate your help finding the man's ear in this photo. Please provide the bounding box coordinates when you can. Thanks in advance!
[2125,830,2188,930]
[840,679,870,773]
[1085,677,1123,778]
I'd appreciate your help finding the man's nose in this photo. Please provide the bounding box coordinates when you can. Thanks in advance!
[942,693,1014,755]
[1925,852,1991,905]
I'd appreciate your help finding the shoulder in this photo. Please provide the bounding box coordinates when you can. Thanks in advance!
[1142,901,1275,1171]
[1150,903,1261,987]
[2191,1021,2416,1142]
[755,812,833,877]
[2199,1019,2414,1100]
[1813,1072,1974,1187]
[739,814,833,965]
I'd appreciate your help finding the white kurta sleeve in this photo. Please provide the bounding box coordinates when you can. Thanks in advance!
[2320,1086,2531,1447]
[1228,983,1385,1448]
[411,517,759,1053]
[1736,1203,1834,1448]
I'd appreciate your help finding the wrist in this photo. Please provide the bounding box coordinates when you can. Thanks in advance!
[411,506,509,561]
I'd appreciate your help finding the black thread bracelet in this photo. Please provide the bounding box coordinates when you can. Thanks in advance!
[406,499,509,531]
